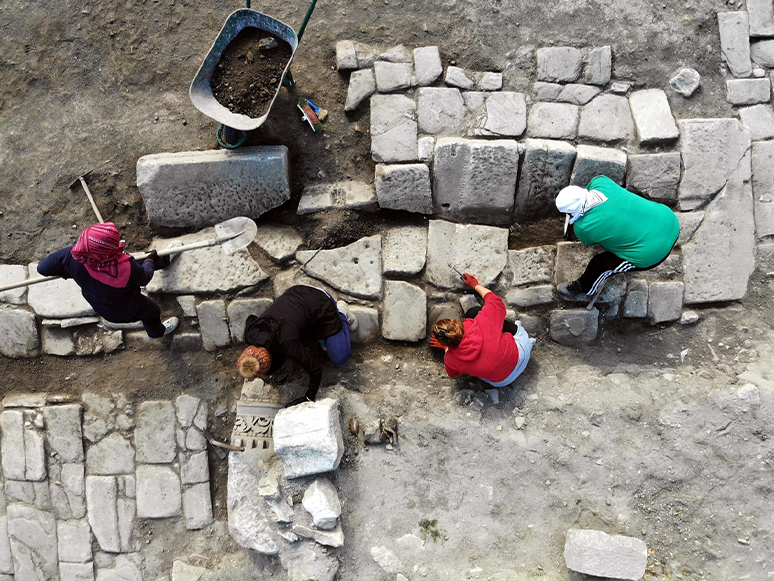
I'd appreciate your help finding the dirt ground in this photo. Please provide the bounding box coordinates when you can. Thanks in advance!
[1,0,770,579]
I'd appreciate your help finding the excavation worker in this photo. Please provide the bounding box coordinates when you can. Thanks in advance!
[238,285,358,407]
[37,222,178,338]
[430,273,536,387]
[555,175,680,300]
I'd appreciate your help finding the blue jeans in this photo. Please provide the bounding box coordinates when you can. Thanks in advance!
[324,312,351,365]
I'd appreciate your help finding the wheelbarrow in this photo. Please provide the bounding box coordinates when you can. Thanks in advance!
[189,0,317,149]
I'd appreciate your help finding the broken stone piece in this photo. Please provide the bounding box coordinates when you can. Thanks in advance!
[564,528,647,581]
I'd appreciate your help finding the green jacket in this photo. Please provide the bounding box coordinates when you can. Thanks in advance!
[574,176,680,268]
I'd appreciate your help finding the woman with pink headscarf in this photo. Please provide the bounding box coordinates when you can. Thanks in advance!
[37,222,178,338]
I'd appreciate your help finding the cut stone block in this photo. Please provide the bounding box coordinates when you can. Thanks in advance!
[444,66,475,90]
[371,95,418,162]
[515,138,576,221]
[7,504,59,580]
[40,327,73,356]
[748,0,774,38]
[375,164,432,214]
[227,298,273,343]
[180,451,209,485]
[345,68,376,111]
[137,147,290,229]
[86,476,120,553]
[27,269,95,318]
[628,89,679,144]
[43,405,84,464]
[349,305,381,345]
[426,220,509,289]
[505,285,555,308]
[585,46,612,86]
[557,84,602,105]
[482,92,527,137]
[624,279,648,318]
[183,482,214,530]
[413,46,442,86]
[302,477,341,530]
[146,228,267,294]
[382,281,427,342]
[87,432,135,475]
[58,520,92,563]
[175,332,204,353]
[383,226,427,276]
[570,145,627,188]
[136,401,176,464]
[739,104,774,141]
[683,156,755,303]
[433,137,520,225]
[726,78,771,105]
[718,12,752,78]
[273,399,344,479]
[254,224,303,264]
[378,45,412,63]
[196,299,231,351]
[417,88,465,135]
[626,153,681,202]
[678,118,751,211]
[0,410,26,480]
[297,235,383,299]
[647,281,683,324]
[136,465,182,518]
[507,246,556,286]
[578,94,635,143]
[335,40,357,70]
[527,102,579,140]
[564,528,647,581]
[669,68,701,97]
[96,555,141,581]
[374,61,413,92]
[534,82,563,102]
[536,47,583,83]
[0,306,39,357]
[477,72,503,91]
[676,212,705,247]
[172,560,208,581]
[298,181,378,215]
[751,40,774,67]
[753,141,774,238]
[549,308,599,345]
[0,265,27,305]
[418,136,435,162]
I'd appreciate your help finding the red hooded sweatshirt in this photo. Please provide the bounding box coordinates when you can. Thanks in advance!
[444,293,520,383]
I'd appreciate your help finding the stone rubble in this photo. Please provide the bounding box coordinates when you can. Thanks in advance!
[344,68,376,111]
[669,67,701,97]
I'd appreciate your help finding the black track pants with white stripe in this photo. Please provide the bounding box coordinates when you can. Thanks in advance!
[577,251,636,295]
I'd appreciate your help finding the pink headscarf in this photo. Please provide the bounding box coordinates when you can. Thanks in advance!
[71,223,131,287]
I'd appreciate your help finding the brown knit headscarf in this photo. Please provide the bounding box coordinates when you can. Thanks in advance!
[237,346,272,379]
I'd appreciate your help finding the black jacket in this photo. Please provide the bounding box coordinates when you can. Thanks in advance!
[244,285,343,395]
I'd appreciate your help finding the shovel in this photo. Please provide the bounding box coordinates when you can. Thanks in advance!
[0,216,258,293]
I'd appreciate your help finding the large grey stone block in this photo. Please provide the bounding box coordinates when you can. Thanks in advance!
[676,212,705,247]
[86,476,120,553]
[752,141,774,238]
[0,517,12,576]
[371,95,418,162]
[7,504,59,580]
[749,0,774,37]
[413,46,442,86]
[254,224,303,264]
[196,299,231,351]
[564,528,646,581]
[383,226,427,276]
[43,405,83,464]
[505,285,555,308]
[302,478,341,530]
[626,153,681,202]
[137,147,290,229]
[585,46,612,86]
[482,92,527,137]
[0,306,39,357]
[136,401,176,464]
[683,156,755,303]
[374,61,413,93]
[726,78,771,105]
[382,281,427,342]
[0,410,26,480]
[444,66,475,90]
[58,520,93,563]
[60,562,95,581]
[136,465,182,518]
[739,104,774,141]
[378,45,412,63]
[27,268,95,318]
[515,138,576,221]
[183,482,213,530]
[40,326,73,355]
[416,88,465,135]
[298,181,377,215]
[718,12,752,78]
[345,69,376,111]
[536,47,583,82]
[550,309,599,345]
[570,145,627,188]
[433,137,520,225]
[298,235,383,299]
[624,279,648,318]
[0,265,27,305]
[227,298,273,343]
[751,40,774,67]
[507,246,556,286]
[426,220,509,290]
[273,399,344,479]
[647,281,683,324]
[87,433,135,475]
[578,94,634,143]
[678,118,751,211]
[628,89,679,144]
[477,72,503,91]
[349,305,381,345]
[375,164,432,214]
[526,102,579,139]
[146,229,267,294]
[335,40,357,70]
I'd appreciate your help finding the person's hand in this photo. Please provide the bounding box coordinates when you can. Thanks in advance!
[145,249,171,270]
[144,249,158,264]
[462,273,479,289]
[429,336,444,349]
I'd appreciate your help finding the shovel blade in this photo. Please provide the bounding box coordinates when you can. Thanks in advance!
[214,217,258,255]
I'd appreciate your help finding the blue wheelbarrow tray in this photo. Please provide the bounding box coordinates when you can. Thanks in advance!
[190,9,298,132]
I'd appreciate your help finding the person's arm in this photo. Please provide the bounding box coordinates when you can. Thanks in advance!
[461,273,492,299]
[282,339,323,398]
[127,256,155,286]
[37,247,72,278]
[445,361,460,378]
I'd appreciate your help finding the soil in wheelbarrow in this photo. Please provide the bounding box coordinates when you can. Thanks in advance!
[210,27,293,119]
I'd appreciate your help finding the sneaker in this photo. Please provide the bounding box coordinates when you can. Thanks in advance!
[556,280,589,302]
[336,300,359,331]
[162,317,179,336]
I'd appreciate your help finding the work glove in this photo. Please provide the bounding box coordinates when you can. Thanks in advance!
[462,273,479,289]
[144,249,171,270]
[429,336,444,349]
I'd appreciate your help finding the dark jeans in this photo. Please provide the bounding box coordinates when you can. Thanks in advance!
[464,307,519,334]
[104,295,165,338]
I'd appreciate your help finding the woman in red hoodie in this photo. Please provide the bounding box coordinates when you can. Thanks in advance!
[430,273,536,387]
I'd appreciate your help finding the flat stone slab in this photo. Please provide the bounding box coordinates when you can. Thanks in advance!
[371,95,418,162]
[527,102,579,140]
[196,299,231,351]
[550,308,599,345]
[27,265,95,318]
[624,279,648,318]
[577,94,634,143]
[85,476,120,553]
[413,46,442,86]
[626,153,681,202]
[183,482,213,530]
[507,246,556,286]
[348,305,381,345]
[345,69,376,111]
[254,224,303,264]
[43,404,84,464]
[145,228,268,294]
[678,118,751,211]
[628,89,679,144]
[426,220,509,289]
[375,164,432,214]
[726,78,771,105]
[753,141,774,238]
[136,465,182,518]
[515,138,576,221]
[564,528,646,580]
[273,399,344,479]
[383,226,427,276]
[416,88,465,135]
[505,285,555,308]
[482,92,527,137]
[0,265,27,305]
[751,40,774,68]
[378,45,412,63]
[227,298,273,343]
[136,401,176,464]
[336,40,377,70]
[87,432,135,475]
[374,61,413,92]
[749,0,774,36]
[7,504,59,580]
[534,83,601,105]
[382,281,427,342]
[570,144,627,187]
[739,104,774,141]
[298,181,377,215]
[433,137,520,225]
[536,47,583,83]
[137,146,290,229]
[718,11,752,78]
[648,281,684,324]
[0,306,39,358]
[585,46,612,85]
[297,235,383,299]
